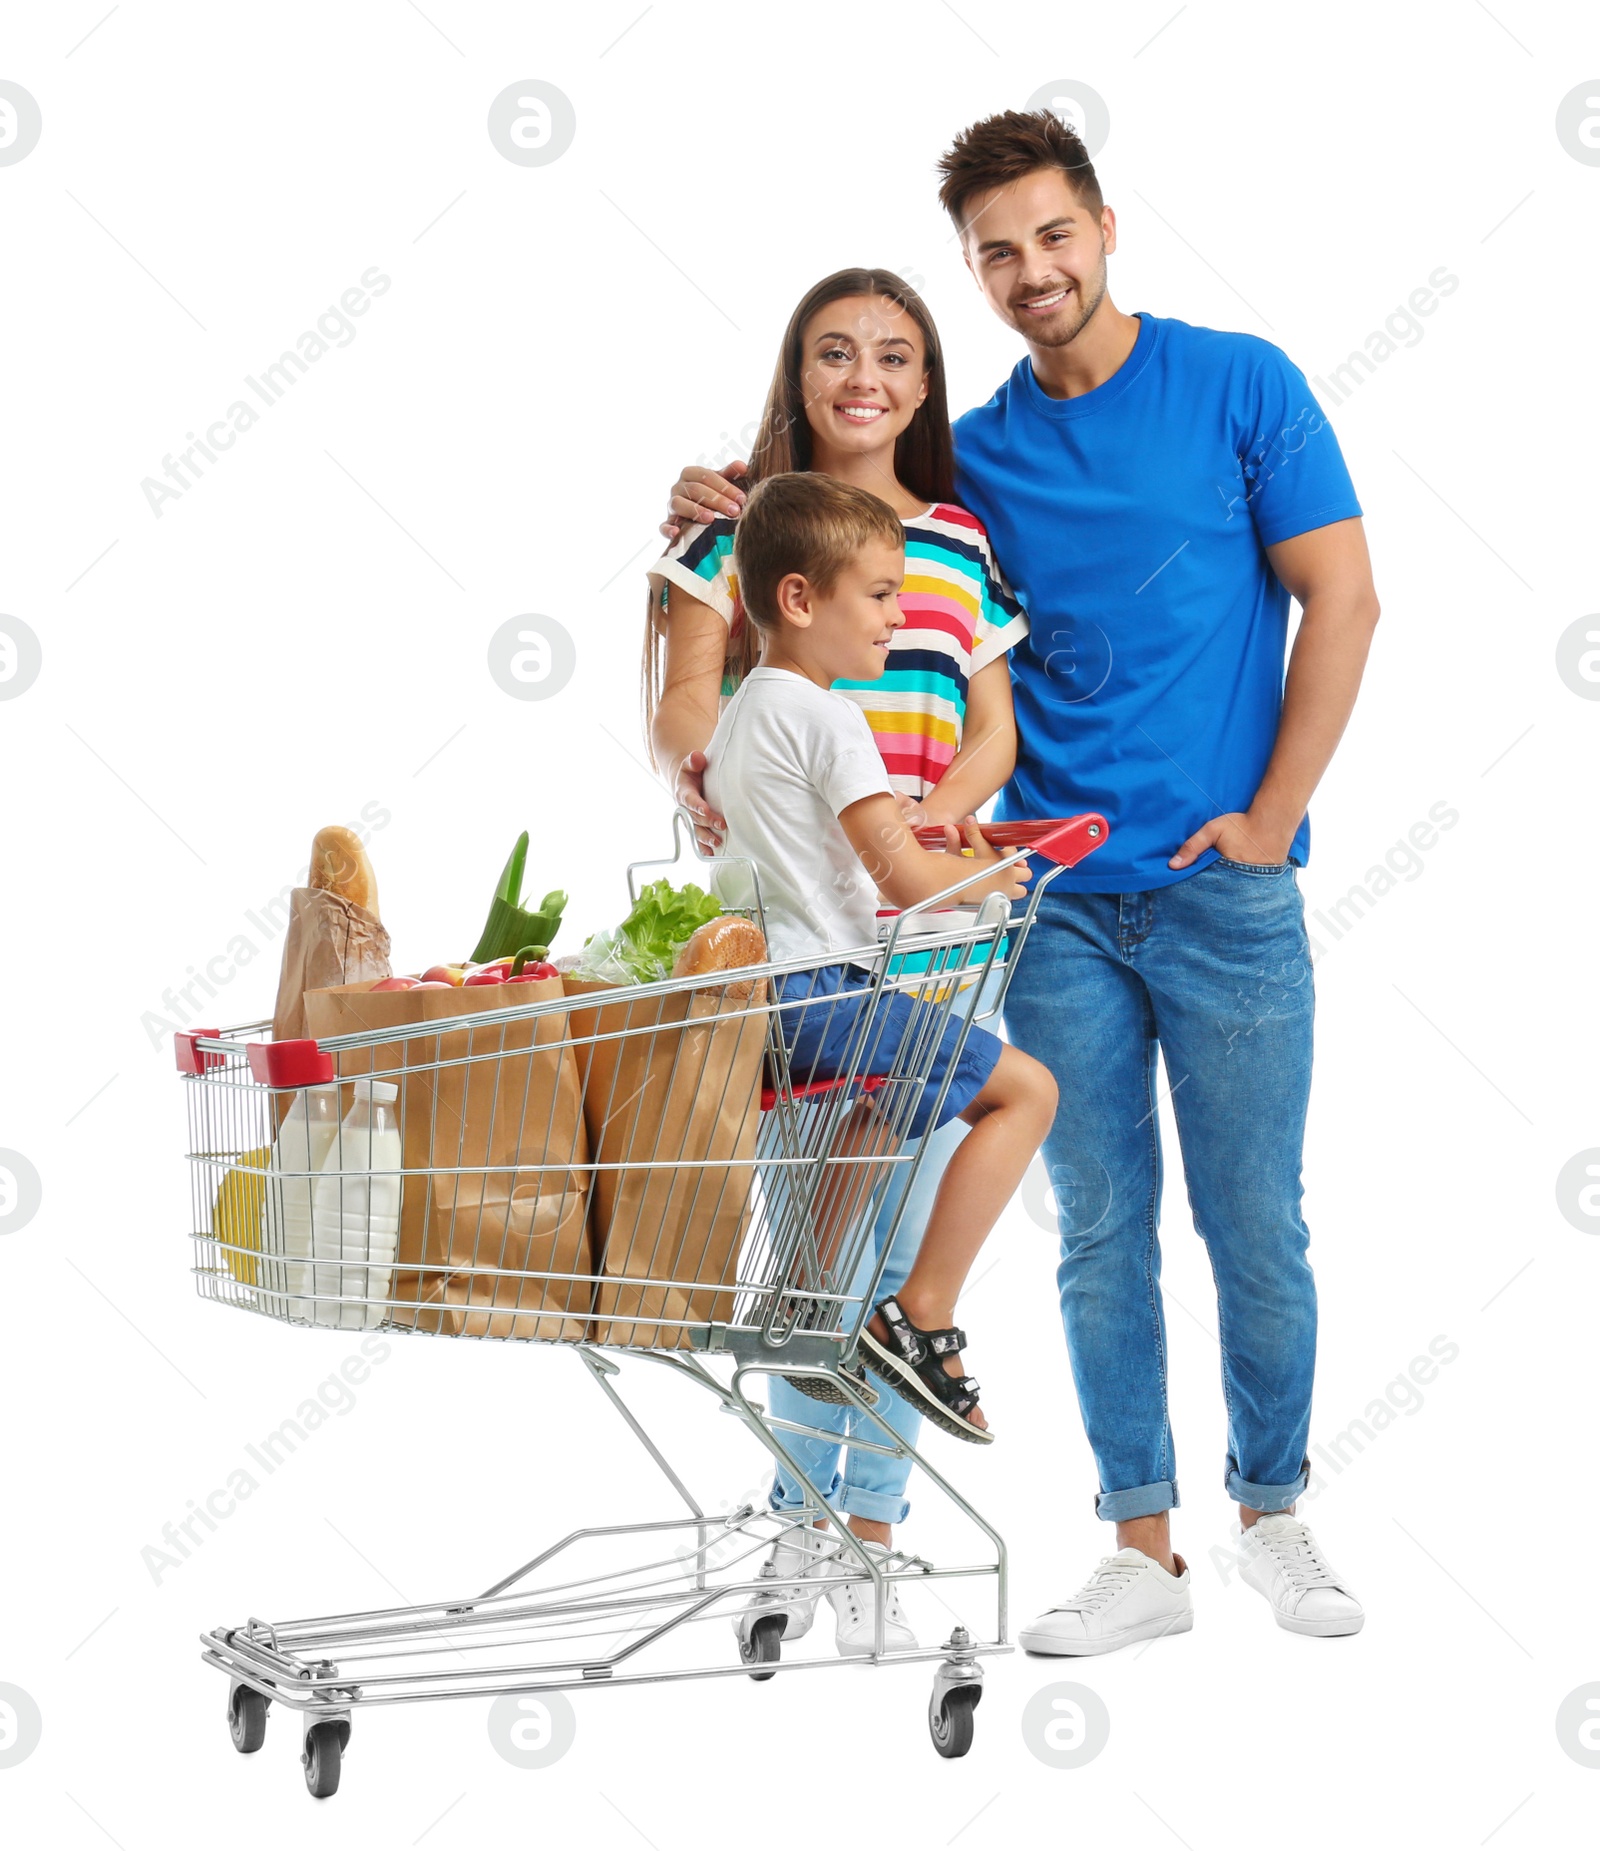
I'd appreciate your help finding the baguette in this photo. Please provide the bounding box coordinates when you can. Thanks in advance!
[308,825,379,917]
[671,915,766,1001]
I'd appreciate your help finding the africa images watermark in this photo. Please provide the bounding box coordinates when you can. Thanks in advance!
[1209,1334,1461,1583]
[1304,799,1459,961]
[1300,1333,1460,1495]
[1213,265,1461,524]
[1311,265,1460,408]
[139,799,390,1048]
[1218,402,1336,524]
[1216,800,1459,1059]
[140,266,392,518]
[141,1333,391,1585]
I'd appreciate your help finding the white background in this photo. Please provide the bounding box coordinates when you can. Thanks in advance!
[2,1,1597,1842]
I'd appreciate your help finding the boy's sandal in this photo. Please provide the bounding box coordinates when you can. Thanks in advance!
[859,1296,993,1445]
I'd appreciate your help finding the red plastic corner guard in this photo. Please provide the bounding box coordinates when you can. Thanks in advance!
[1033,812,1110,869]
[174,1030,223,1074]
[247,1039,336,1088]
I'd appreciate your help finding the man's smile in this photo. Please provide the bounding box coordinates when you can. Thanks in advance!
[1016,284,1073,315]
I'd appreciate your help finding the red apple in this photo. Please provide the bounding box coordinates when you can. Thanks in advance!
[412,981,454,990]
[370,976,421,991]
[421,964,466,986]
[462,969,506,987]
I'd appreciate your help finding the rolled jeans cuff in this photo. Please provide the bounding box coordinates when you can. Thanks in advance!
[769,1474,838,1515]
[1226,1456,1309,1512]
[1094,1479,1179,1523]
[766,1473,911,1529]
[837,1483,911,1526]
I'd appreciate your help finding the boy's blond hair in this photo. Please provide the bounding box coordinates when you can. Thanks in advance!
[733,472,903,631]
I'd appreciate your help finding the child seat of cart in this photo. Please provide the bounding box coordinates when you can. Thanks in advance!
[757,911,1002,1113]
[877,905,1009,982]
[758,1073,886,1112]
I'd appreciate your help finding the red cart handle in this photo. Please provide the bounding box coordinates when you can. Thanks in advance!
[174,1029,224,1074]
[912,813,1109,869]
[173,1031,335,1087]
[247,1039,335,1088]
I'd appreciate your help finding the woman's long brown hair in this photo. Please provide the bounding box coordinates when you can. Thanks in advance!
[641,267,956,738]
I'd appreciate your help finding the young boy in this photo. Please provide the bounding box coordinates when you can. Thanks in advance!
[703,472,1057,1442]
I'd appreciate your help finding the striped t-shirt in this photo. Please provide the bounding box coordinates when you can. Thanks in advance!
[650,502,1028,801]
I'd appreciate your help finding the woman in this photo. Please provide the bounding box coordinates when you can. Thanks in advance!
[642,269,1028,1658]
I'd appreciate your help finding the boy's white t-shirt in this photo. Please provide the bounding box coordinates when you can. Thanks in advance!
[703,667,894,964]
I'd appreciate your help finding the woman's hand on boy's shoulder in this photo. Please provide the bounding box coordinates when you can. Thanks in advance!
[659,460,750,541]
[674,750,726,852]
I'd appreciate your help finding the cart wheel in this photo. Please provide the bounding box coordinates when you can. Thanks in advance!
[302,1722,344,1798]
[740,1613,784,1681]
[229,1686,269,1754]
[929,1684,980,1759]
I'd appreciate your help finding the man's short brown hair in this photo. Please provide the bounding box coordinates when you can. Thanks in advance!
[733,473,903,631]
[937,108,1104,235]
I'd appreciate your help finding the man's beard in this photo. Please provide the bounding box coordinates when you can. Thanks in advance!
[1012,263,1107,348]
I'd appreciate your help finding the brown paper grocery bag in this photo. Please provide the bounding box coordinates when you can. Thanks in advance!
[272,888,392,1042]
[302,977,593,1340]
[565,974,767,1349]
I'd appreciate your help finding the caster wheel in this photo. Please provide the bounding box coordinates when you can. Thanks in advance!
[929,1684,980,1759]
[739,1613,784,1681]
[302,1721,346,1798]
[229,1687,268,1754]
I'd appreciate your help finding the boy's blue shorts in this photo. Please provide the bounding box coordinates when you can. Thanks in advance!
[772,964,1003,1142]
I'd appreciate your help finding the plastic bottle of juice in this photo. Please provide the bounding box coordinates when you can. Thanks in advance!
[307,1078,402,1330]
[262,1084,341,1319]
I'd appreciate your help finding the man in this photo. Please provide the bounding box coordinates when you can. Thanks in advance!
[664,109,1379,1651]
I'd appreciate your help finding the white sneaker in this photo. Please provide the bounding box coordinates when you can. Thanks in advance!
[737,1523,833,1644]
[1235,1513,1364,1636]
[1020,1547,1194,1656]
[822,1540,919,1657]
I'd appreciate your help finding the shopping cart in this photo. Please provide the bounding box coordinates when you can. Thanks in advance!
[180,810,1107,1795]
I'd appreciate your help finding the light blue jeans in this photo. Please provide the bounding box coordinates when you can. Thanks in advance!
[765,965,1001,1527]
[1001,860,1316,1522]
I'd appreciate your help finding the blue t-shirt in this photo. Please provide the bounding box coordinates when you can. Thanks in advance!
[953,313,1362,892]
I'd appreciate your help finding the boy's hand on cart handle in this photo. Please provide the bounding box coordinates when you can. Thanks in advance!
[659,460,749,541]
[945,818,1032,901]
[675,750,726,853]
[842,797,1026,911]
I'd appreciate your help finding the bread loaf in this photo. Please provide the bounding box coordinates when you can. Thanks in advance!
[671,915,767,1000]
[309,825,379,917]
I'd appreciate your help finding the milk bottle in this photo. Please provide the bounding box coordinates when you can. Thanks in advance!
[261,1083,340,1319]
[303,1079,402,1330]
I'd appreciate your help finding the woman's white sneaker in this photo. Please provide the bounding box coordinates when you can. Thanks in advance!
[1020,1548,1194,1656]
[736,1523,834,1645]
[1235,1514,1364,1636]
[823,1540,919,1657]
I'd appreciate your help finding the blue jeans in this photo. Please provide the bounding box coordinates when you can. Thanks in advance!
[765,965,1001,1527]
[1002,860,1316,1522]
